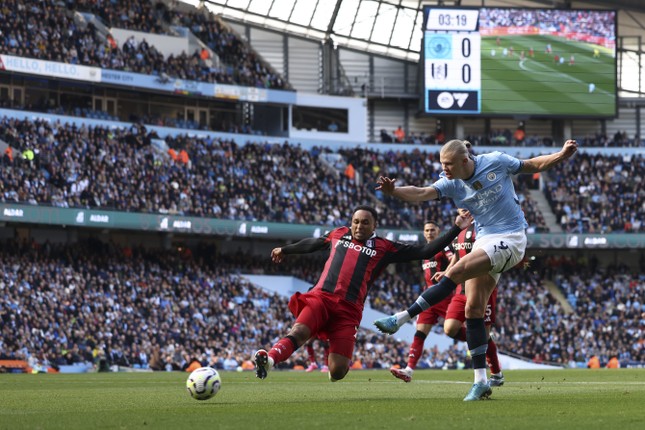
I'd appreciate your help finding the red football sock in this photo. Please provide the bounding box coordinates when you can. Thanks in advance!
[486,337,501,374]
[407,333,426,369]
[305,344,316,364]
[268,337,297,364]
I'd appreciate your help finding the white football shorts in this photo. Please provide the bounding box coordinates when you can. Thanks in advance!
[473,230,527,282]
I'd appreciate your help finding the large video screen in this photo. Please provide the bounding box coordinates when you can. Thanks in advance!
[422,7,617,117]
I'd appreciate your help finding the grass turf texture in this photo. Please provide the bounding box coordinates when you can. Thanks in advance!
[480,35,616,116]
[1,369,644,429]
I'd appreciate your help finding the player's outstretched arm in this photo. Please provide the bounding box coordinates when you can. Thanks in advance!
[418,212,472,259]
[392,213,472,262]
[376,176,438,202]
[520,139,578,174]
[271,237,328,263]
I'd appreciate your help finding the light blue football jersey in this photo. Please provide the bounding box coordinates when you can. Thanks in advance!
[432,151,528,237]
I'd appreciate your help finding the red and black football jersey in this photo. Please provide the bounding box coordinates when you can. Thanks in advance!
[452,224,476,295]
[421,246,454,287]
[310,226,459,306]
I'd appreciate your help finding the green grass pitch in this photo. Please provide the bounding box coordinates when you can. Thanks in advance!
[480,35,616,116]
[1,368,644,429]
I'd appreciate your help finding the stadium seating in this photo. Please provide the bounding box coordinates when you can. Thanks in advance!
[0,0,640,380]
[4,115,639,233]
[0,239,641,372]
[543,152,644,233]
[0,0,287,89]
[0,240,465,372]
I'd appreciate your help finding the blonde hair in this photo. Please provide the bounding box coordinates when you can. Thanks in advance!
[440,139,470,159]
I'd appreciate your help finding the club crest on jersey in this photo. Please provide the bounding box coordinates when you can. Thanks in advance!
[466,230,473,239]
[366,239,374,248]
[473,181,483,190]
[487,172,497,181]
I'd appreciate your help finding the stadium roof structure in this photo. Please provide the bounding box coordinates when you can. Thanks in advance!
[183,0,645,62]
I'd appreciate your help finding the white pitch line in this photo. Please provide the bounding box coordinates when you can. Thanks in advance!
[397,380,645,386]
[347,379,645,386]
[518,58,613,97]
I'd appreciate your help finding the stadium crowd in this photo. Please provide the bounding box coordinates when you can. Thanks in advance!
[535,256,644,367]
[478,8,615,40]
[0,240,469,374]
[0,117,381,227]
[3,116,642,234]
[0,240,641,375]
[0,0,286,89]
[544,152,644,233]
[382,128,640,148]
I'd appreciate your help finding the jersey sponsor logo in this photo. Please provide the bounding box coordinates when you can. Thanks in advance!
[487,172,497,181]
[453,242,473,250]
[422,260,439,270]
[471,183,504,209]
[335,239,377,257]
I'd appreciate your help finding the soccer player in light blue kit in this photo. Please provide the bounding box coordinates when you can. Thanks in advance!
[374,138,578,401]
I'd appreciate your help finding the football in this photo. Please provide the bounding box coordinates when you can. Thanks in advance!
[186,367,221,400]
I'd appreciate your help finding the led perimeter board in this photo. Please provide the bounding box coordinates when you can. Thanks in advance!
[421,7,617,118]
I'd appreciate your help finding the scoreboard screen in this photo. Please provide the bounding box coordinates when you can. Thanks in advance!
[421,7,617,118]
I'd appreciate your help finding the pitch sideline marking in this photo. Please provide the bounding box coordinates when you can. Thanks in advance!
[518,57,612,97]
[382,379,645,386]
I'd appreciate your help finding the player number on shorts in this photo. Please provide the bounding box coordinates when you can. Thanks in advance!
[493,241,508,253]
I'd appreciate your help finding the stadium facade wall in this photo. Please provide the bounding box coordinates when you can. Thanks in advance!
[222,18,643,142]
[291,93,367,142]
[248,27,286,77]
[287,38,321,94]
[2,108,641,157]
[338,49,370,96]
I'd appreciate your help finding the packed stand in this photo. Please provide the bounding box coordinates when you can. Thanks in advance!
[164,6,286,89]
[1,239,641,373]
[382,128,640,148]
[0,117,548,232]
[0,117,377,227]
[0,240,468,373]
[494,258,644,367]
[478,8,615,40]
[0,0,286,89]
[543,152,644,233]
[79,0,286,89]
[341,146,548,232]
